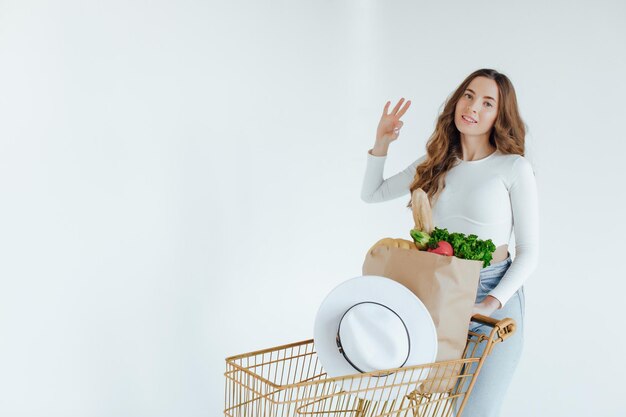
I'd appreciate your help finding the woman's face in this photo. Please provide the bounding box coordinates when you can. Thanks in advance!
[454,76,499,136]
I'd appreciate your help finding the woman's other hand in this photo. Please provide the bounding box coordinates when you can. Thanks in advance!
[471,295,502,317]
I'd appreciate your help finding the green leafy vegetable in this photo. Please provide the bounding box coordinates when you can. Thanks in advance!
[409,229,430,250]
[426,227,496,268]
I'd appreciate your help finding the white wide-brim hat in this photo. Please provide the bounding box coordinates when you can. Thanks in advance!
[314,275,438,401]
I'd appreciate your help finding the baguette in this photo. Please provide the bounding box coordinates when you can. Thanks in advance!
[411,188,434,234]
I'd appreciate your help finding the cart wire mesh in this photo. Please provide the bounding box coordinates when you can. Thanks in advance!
[224,314,516,417]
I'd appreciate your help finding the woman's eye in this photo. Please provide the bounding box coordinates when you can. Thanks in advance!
[465,93,494,108]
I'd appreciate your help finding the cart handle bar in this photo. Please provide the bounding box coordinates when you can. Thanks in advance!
[470,314,516,342]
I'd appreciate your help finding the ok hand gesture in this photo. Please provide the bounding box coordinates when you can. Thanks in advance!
[375,98,412,146]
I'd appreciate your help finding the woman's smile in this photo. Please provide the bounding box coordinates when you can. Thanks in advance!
[461,115,478,125]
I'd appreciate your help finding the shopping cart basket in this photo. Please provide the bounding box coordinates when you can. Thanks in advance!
[224,313,516,417]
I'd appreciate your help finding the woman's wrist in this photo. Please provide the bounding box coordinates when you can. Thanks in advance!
[371,142,389,156]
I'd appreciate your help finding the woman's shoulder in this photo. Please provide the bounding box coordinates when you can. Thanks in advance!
[496,152,537,190]
[491,150,536,186]
[495,150,531,168]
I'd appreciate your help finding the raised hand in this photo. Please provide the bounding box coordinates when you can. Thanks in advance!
[375,98,412,146]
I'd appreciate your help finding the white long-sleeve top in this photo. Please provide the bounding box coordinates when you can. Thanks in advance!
[361,148,539,308]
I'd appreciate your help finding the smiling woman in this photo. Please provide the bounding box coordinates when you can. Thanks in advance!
[456,82,499,132]
[360,68,539,417]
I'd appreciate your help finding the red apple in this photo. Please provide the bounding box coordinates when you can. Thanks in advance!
[427,241,454,256]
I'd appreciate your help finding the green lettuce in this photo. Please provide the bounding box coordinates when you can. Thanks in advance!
[427,227,496,268]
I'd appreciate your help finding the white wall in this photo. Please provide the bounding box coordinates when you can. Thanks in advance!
[1,0,624,416]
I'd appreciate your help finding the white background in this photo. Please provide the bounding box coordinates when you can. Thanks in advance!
[1,1,625,416]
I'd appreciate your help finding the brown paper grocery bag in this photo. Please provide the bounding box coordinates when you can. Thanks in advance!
[362,245,482,392]
[360,188,483,392]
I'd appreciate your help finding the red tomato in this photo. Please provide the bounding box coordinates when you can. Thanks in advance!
[426,241,454,256]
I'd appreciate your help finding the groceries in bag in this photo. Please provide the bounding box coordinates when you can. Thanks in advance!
[407,189,498,268]
[362,188,492,393]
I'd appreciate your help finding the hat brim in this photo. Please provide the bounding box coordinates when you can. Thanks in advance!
[314,275,438,401]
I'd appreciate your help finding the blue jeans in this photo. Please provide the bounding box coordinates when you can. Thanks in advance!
[454,254,525,417]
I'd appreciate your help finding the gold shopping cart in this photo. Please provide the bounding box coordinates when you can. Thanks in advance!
[224,313,516,417]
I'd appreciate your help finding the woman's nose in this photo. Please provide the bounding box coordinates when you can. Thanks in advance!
[467,104,480,114]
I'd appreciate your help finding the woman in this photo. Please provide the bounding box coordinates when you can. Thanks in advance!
[360,68,539,416]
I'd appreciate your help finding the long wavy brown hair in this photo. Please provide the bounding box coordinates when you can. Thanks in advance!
[407,68,527,209]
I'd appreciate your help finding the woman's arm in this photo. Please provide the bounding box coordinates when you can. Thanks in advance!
[487,156,540,309]
[360,149,426,203]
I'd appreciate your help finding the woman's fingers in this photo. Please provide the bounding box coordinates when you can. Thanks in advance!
[384,98,411,118]
[391,98,405,115]
[383,101,391,115]
[396,100,411,118]
[383,97,411,119]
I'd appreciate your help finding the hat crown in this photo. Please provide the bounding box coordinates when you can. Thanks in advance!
[314,275,438,400]
[337,302,410,373]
